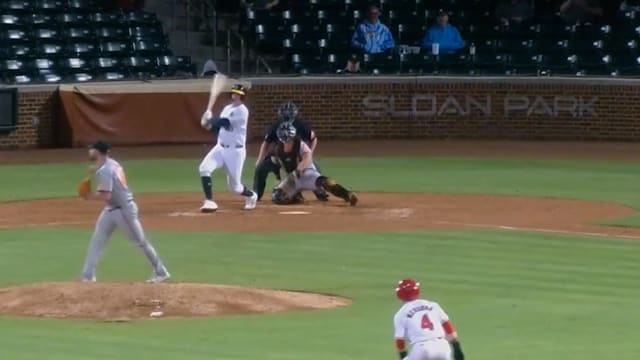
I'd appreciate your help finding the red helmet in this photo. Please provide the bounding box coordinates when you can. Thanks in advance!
[396,278,420,301]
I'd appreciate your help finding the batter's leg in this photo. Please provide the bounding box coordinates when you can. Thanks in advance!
[114,203,169,282]
[224,148,257,209]
[198,145,224,212]
[81,208,117,281]
[252,154,281,201]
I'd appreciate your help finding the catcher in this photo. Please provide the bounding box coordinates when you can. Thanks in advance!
[271,122,358,206]
[253,100,329,202]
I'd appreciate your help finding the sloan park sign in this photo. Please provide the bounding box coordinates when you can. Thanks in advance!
[362,94,598,118]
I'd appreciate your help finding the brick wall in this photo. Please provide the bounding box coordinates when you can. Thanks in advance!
[0,86,58,149]
[5,76,640,149]
[246,76,640,141]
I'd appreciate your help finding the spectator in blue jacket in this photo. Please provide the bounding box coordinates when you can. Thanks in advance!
[421,10,465,54]
[350,5,395,54]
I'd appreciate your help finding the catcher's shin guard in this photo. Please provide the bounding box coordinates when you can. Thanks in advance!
[316,176,352,203]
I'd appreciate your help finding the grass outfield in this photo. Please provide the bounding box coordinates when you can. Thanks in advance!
[0,156,639,359]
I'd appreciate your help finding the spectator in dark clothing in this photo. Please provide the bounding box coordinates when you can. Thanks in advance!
[559,0,603,23]
[496,0,534,23]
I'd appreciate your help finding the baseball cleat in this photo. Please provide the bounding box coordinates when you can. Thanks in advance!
[80,276,96,283]
[146,272,171,284]
[244,192,258,210]
[200,199,218,213]
[348,192,358,206]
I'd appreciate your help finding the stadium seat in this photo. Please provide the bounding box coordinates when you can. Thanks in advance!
[33,28,60,40]
[68,0,98,13]
[8,43,35,58]
[96,71,126,81]
[288,53,321,73]
[157,55,178,76]
[42,73,64,83]
[0,29,28,43]
[67,42,97,57]
[26,14,57,28]
[91,12,121,26]
[64,27,94,41]
[10,74,36,84]
[288,23,316,39]
[399,53,434,73]
[0,15,23,29]
[36,43,64,58]
[395,23,425,45]
[254,23,284,54]
[124,56,155,72]
[175,55,195,75]
[59,57,92,73]
[470,52,509,75]
[0,1,33,13]
[95,27,128,41]
[283,38,315,54]
[33,58,56,75]
[325,52,348,72]
[67,72,94,82]
[129,26,164,40]
[361,52,396,74]
[58,13,90,27]
[35,0,65,12]
[0,59,28,76]
[92,56,121,72]
[123,11,159,27]
[99,41,131,57]
[317,37,350,54]
[132,39,169,56]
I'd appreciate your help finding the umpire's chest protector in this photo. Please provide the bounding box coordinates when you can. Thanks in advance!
[276,139,302,174]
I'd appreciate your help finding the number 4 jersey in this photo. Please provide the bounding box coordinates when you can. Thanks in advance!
[393,299,456,345]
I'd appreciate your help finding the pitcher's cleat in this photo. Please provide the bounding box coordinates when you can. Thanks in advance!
[244,192,258,210]
[348,192,358,207]
[200,199,218,213]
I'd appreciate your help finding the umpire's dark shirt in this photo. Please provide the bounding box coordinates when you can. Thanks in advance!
[264,119,314,144]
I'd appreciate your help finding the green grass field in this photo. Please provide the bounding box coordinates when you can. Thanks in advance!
[1,155,639,360]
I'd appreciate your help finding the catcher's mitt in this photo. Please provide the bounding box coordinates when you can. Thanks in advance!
[77,176,91,199]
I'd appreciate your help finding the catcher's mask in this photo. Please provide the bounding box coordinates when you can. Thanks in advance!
[395,278,420,301]
[230,84,246,97]
[278,100,299,121]
[276,122,297,143]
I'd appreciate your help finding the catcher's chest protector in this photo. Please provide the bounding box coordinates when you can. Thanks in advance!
[276,139,301,174]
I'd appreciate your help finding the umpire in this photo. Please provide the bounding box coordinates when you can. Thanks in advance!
[253,100,329,201]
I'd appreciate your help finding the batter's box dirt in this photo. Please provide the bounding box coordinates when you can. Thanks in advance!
[0,282,350,320]
[0,192,639,237]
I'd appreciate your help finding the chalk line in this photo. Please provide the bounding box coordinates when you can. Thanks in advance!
[434,220,640,240]
[0,221,91,230]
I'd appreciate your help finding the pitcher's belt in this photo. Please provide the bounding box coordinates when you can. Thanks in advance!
[220,143,243,149]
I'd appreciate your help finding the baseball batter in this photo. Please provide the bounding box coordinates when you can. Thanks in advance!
[270,122,358,206]
[80,141,170,283]
[199,84,258,212]
[393,279,465,360]
[253,101,329,202]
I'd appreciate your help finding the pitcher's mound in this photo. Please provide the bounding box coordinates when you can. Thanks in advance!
[0,282,350,320]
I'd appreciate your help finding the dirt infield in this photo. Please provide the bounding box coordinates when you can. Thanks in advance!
[0,282,349,320]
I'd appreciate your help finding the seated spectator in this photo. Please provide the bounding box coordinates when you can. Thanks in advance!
[420,10,464,54]
[535,0,562,23]
[496,0,533,23]
[350,5,395,54]
[559,0,603,23]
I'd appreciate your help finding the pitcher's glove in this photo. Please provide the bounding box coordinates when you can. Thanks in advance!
[77,176,91,199]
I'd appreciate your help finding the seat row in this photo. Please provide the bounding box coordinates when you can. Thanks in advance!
[0,55,196,84]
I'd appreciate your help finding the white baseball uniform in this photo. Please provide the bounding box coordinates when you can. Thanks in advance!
[394,299,453,360]
[199,102,250,194]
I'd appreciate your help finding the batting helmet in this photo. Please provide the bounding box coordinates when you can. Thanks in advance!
[276,122,297,143]
[231,84,246,96]
[278,100,299,121]
[396,278,420,301]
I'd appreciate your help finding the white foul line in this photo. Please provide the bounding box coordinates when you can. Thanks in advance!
[434,220,640,240]
[0,221,91,230]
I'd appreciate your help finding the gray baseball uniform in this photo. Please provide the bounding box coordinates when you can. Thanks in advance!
[275,142,322,197]
[81,158,168,280]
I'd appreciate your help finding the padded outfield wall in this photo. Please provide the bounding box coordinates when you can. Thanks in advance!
[2,76,639,149]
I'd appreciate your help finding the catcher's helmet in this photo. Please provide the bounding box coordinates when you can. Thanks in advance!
[276,122,297,143]
[278,100,299,121]
[231,84,246,96]
[396,278,420,301]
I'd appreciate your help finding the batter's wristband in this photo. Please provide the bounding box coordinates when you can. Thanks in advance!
[399,351,407,359]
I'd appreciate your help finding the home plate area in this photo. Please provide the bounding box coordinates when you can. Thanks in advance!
[0,191,637,235]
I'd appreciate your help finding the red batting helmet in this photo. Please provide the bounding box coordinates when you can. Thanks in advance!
[396,278,420,301]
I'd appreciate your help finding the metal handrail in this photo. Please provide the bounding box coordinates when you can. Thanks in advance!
[227,29,246,76]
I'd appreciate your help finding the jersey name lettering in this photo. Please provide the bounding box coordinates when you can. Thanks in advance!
[406,305,433,318]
